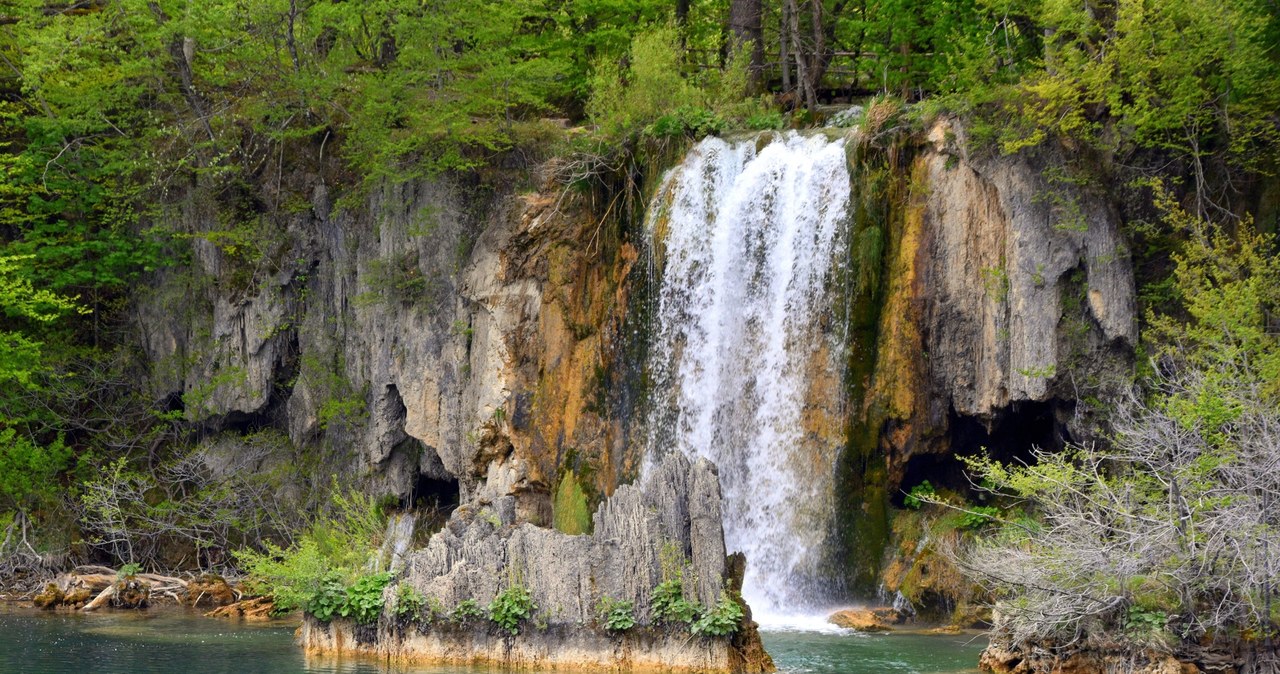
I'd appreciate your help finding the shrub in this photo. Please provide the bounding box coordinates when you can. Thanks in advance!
[957,506,1000,530]
[596,596,636,632]
[394,584,427,621]
[489,584,536,635]
[903,480,936,509]
[691,593,744,637]
[651,578,699,624]
[451,599,484,624]
[235,486,386,616]
[0,430,72,514]
[307,573,347,622]
[340,572,391,625]
[645,106,727,139]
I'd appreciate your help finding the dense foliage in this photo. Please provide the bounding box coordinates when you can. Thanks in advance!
[964,198,1280,660]
[235,487,387,618]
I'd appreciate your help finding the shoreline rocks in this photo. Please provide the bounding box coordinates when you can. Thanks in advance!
[301,620,764,673]
[978,638,1275,674]
[827,607,907,632]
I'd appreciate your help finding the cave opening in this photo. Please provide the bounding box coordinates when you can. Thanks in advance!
[895,399,1073,504]
[405,472,460,532]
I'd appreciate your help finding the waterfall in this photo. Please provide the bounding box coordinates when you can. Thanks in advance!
[377,511,417,574]
[643,132,852,627]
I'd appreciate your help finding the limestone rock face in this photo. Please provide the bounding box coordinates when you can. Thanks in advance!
[298,453,773,673]
[139,166,638,508]
[920,124,1134,415]
[867,120,1137,490]
[399,453,728,626]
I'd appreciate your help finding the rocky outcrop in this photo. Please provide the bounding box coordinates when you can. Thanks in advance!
[133,118,1141,622]
[867,120,1137,492]
[297,453,773,673]
[827,607,905,632]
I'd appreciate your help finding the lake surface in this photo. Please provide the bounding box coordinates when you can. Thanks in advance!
[0,608,984,674]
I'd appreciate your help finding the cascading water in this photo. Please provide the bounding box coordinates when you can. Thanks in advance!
[643,131,852,628]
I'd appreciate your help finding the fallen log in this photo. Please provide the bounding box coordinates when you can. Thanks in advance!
[81,585,115,612]
[42,567,239,610]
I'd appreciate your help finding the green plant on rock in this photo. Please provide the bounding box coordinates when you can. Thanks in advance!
[652,541,701,624]
[357,251,432,308]
[340,572,392,625]
[394,584,427,621]
[117,562,142,579]
[1124,605,1168,636]
[451,599,484,624]
[308,573,348,622]
[489,583,537,635]
[903,481,936,509]
[691,593,744,637]
[596,596,636,632]
[651,577,700,624]
[957,506,1000,531]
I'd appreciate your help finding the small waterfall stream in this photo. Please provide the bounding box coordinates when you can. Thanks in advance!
[377,511,417,574]
[643,132,852,627]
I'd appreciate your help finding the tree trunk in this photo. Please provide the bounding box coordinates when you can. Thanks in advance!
[728,0,763,86]
[780,0,792,93]
[785,0,816,108]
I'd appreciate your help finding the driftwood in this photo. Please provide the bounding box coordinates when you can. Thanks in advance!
[204,596,275,621]
[33,566,239,611]
[81,585,116,612]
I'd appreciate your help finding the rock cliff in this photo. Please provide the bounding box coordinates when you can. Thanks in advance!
[838,118,1136,594]
[138,161,641,525]
[868,119,1136,491]
[135,119,1138,615]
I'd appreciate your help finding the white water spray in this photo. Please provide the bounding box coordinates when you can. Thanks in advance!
[643,132,852,627]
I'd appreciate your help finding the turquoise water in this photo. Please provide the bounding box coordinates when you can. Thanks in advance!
[0,608,983,674]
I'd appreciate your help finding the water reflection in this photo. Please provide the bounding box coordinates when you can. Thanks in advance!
[0,607,984,674]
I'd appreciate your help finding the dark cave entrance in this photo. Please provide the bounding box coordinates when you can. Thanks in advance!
[409,474,460,512]
[895,399,1074,503]
[404,470,460,535]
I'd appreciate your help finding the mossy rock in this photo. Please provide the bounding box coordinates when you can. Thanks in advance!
[552,470,592,535]
[112,578,150,609]
[33,583,63,609]
[63,587,93,607]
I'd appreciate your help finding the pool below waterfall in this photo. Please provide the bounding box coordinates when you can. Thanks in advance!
[0,607,984,674]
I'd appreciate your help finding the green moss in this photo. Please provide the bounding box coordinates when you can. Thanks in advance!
[830,146,909,594]
[552,469,592,535]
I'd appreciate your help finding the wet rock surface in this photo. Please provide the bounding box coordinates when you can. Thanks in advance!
[827,607,907,632]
